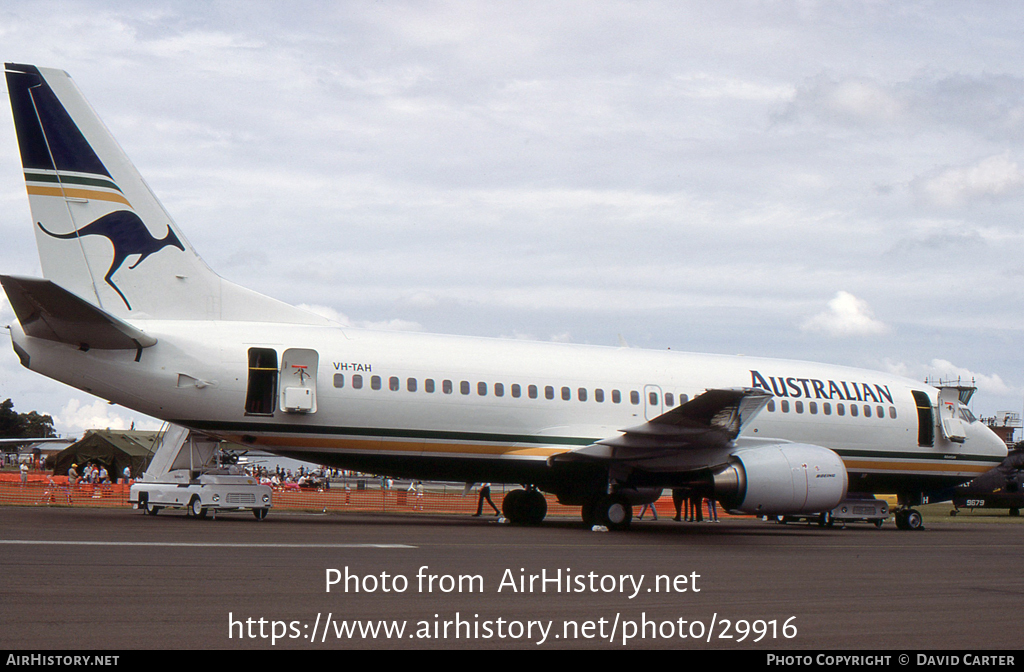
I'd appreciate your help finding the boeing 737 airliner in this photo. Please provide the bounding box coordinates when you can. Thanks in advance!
[0,64,1007,530]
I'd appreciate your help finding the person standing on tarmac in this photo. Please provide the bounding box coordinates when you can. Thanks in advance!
[474,483,500,516]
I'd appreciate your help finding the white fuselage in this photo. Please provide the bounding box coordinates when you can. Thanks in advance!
[11,318,1008,499]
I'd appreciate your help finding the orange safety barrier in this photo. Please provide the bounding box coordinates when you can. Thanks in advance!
[0,480,130,507]
[0,479,746,520]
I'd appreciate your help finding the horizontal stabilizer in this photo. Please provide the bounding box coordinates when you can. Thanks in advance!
[0,275,156,350]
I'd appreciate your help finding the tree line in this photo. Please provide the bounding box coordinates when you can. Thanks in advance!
[0,398,57,440]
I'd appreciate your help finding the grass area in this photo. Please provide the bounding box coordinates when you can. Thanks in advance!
[918,502,1024,524]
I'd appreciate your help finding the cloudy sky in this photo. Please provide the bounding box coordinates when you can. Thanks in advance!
[1,1,1023,435]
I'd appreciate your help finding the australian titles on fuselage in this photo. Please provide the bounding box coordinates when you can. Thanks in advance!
[750,371,894,406]
[0,62,1009,530]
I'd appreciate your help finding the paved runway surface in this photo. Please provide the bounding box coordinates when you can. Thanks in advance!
[2,507,1022,650]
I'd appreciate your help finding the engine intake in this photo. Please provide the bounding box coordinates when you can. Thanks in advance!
[713,443,848,515]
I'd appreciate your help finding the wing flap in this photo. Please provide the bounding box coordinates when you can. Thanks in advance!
[1,275,156,350]
[551,387,772,466]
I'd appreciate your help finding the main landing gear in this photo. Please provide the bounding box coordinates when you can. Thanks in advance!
[581,493,633,531]
[501,487,547,525]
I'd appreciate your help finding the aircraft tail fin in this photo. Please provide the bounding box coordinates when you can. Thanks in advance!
[4,63,326,325]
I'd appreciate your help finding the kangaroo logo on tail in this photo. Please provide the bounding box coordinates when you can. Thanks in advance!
[38,211,185,310]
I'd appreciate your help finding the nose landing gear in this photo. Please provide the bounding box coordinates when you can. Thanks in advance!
[894,508,924,530]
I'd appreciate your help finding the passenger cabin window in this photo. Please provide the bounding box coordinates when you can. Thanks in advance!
[460,381,470,395]
[665,393,674,406]
[545,386,555,400]
[595,389,604,403]
[561,387,570,401]
[495,383,504,397]
[795,401,803,414]
[333,374,344,388]
[781,400,789,413]
[512,384,521,398]
[578,388,587,402]
[630,391,640,405]
[837,403,845,416]
[425,379,435,393]
[478,382,487,396]
[407,378,417,392]
[612,390,621,404]
[649,392,658,406]
[850,404,858,417]
[823,402,831,415]
[389,376,399,391]
[809,402,817,414]
[371,375,381,390]
[442,379,453,394]
[767,400,776,412]
[245,347,278,416]
[352,374,363,389]
[529,385,538,399]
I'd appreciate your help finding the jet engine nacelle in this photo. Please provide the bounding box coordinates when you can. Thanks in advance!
[713,443,848,515]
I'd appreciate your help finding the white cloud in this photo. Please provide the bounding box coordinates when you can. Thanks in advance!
[924,359,1015,397]
[824,79,904,123]
[297,304,422,332]
[800,291,888,337]
[785,76,904,125]
[296,304,349,325]
[918,153,1024,207]
[55,399,161,435]
[882,358,1017,400]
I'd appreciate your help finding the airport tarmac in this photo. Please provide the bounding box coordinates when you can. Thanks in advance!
[2,506,1022,650]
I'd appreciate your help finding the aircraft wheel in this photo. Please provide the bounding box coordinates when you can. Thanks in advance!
[581,499,597,526]
[949,509,959,517]
[502,489,546,525]
[1010,508,1020,517]
[817,512,831,527]
[596,494,632,531]
[253,508,268,520]
[502,489,526,521]
[874,519,884,528]
[520,490,547,525]
[896,509,923,531]
[144,501,160,516]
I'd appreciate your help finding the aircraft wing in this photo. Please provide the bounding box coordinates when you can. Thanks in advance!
[550,387,772,464]
[1,275,156,351]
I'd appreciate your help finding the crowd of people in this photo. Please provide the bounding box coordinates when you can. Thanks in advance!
[638,489,720,522]
[66,462,132,486]
[243,464,336,490]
